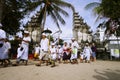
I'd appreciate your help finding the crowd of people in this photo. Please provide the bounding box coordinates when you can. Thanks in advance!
[34,33,97,67]
[0,23,97,68]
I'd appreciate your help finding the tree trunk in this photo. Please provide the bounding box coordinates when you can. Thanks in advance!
[42,5,47,31]
[40,5,47,41]
[0,0,3,23]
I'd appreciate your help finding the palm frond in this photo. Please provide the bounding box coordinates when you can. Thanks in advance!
[53,9,66,25]
[85,2,100,10]
[49,11,61,30]
[37,6,45,25]
[52,4,69,17]
[46,4,66,25]
[52,0,75,12]
[24,1,42,13]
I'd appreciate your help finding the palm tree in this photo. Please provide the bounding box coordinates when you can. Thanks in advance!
[84,0,104,22]
[85,0,120,36]
[24,0,75,33]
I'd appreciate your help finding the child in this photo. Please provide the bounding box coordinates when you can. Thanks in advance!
[34,44,40,60]
[49,43,57,67]
[57,45,63,63]
[79,50,85,63]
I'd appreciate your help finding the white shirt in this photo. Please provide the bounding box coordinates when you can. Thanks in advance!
[22,36,31,45]
[0,29,6,43]
[35,46,40,53]
[71,41,79,49]
[40,38,49,51]
[50,47,56,54]
[4,41,11,53]
[5,42,11,50]
[83,46,92,55]
[57,48,63,54]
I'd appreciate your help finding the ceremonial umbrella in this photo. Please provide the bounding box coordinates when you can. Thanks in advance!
[42,28,52,34]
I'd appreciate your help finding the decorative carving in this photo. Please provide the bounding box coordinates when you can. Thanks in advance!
[73,12,92,43]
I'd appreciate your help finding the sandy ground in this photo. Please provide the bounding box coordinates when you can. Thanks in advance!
[0,60,120,80]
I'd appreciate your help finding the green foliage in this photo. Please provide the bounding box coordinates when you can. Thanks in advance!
[85,0,120,36]
[116,25,120,36]
[85,0,120,20]
[58,39,64,45]
[49,36,54,42]
[101,0,120,19]
[1,0,74,37]
[1,0,28,35]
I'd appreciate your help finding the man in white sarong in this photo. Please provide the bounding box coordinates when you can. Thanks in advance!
[70,46,78,63]
[70,38,79,64]
[36,33,49,66]
[83,43,92,63]
[0,23,7,66]
[4,39,11,64]
[15,31,31,66]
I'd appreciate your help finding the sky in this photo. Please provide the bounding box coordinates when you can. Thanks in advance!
[21,0,103,41]
[44,0,103,41]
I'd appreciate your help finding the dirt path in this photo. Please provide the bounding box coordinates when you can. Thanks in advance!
[0,60,120,80]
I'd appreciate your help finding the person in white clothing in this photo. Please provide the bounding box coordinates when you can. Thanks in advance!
[49,43,57,67]
[34,44,40,60]
[70,38,79,64]
[14,30,31,66]
[4,39,11,64]
[56,45,63,63]
[83,43,92,63]
[71,38,79,49]
[79,50,85,63]
[36,33,49,66]
[70,46,78,64]
[0,23,7,66]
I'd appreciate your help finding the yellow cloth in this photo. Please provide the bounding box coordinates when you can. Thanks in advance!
[34,53,39,58]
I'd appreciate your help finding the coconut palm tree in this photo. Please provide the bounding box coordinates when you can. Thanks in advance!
[24,0,75,33]
[85,0,120,36]
[84,0,104,22]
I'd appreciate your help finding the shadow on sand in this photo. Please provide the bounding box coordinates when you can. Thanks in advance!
[93,69,120,80]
